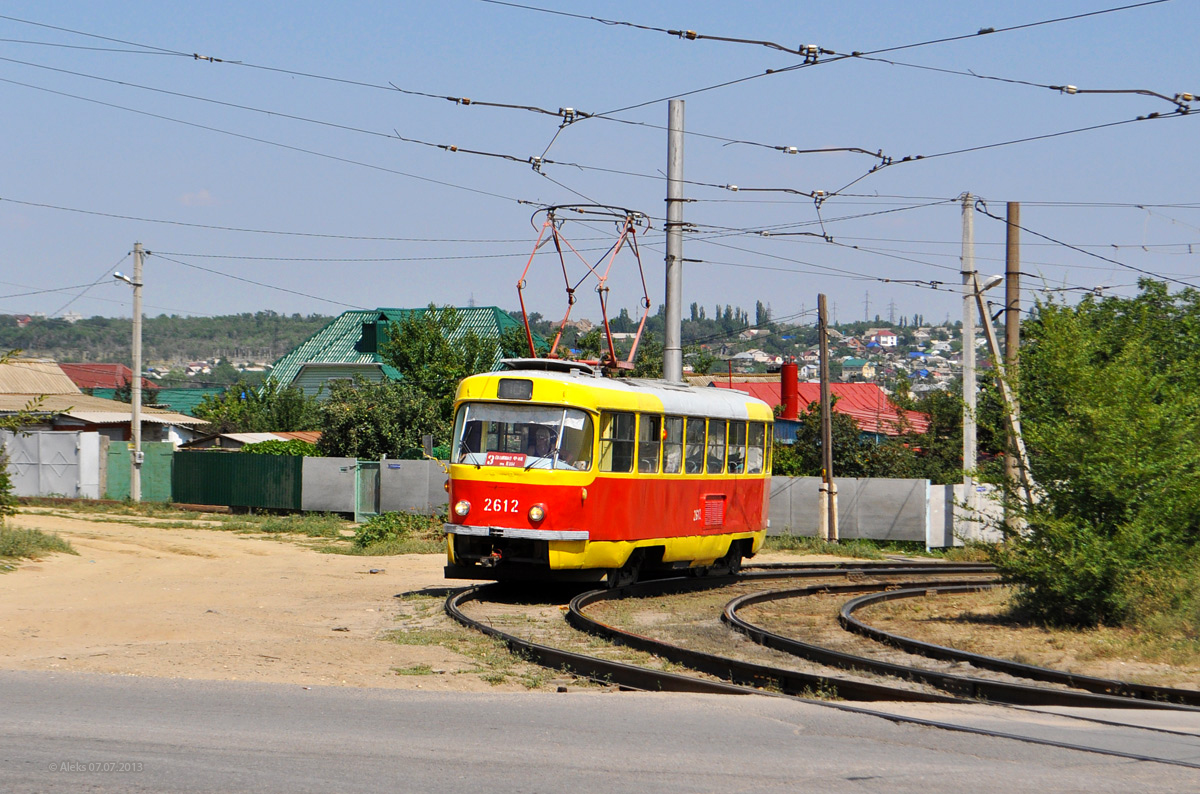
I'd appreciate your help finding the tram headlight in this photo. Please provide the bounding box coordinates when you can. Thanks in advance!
[528,504,546,523]
[454,500,471,517]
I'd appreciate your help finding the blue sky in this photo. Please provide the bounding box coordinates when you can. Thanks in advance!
[1,1,1196,328]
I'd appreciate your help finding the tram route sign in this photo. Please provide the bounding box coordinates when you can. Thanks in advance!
[484,452,526,468]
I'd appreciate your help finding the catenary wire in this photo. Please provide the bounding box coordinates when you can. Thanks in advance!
[0,75,534,206]
[592,1,1176,117]
[974,200,1200,288]
[147,253,369,310]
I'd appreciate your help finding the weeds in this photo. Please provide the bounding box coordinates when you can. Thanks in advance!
[0,525,77,559]
[762,535,886,559]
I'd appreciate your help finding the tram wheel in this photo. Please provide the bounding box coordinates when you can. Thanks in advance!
[708,545,744,577]
[606,552,643,589]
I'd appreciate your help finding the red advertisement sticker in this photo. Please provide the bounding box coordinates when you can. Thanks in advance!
[484,451,526,468]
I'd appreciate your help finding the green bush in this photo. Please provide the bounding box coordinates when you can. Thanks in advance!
[354,511,441,548]
[241,439,321,456]
[0,448,14,521]
[996,282,1200,627]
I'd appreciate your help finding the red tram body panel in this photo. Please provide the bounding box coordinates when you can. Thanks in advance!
[443,362,774,582]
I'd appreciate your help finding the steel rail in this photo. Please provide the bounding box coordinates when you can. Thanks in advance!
[566,575,961,703]
[724,582,1200,711]
[840,583,1200,707]
[445,583,752,695]
[449,573,1200,770]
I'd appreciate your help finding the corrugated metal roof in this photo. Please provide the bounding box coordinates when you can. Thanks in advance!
[277,430,321,443]
[149,388,224,416]
[0,393,206,425]
[712,381,930,436]
[0,359,81,395]
[269,306,526,388]
[58,363,154,390]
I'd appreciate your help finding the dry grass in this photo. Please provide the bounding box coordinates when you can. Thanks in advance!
[858,588,1200,688]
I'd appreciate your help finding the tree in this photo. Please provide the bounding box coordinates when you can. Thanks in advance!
[113,377,159,406]
[0,350,45,522]
[689,347,718,375]
[772,400,893,478]
[317,377,444,459]
[378,304,496,436]
[193,378,320,433]
[992,281,1200,627]
[629,333,663,378]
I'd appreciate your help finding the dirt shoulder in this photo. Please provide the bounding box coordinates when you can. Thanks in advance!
[0,508,501,690]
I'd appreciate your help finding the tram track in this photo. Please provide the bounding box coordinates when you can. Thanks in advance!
[445,559,1200,769]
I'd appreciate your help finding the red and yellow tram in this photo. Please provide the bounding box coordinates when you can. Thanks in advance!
[444,360,774,585]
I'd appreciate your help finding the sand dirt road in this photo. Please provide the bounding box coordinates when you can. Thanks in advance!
[0,508,505,690]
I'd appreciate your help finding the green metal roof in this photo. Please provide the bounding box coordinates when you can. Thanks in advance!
[154,388,225,416]
[269,307,526,389]
[90,387,224,416]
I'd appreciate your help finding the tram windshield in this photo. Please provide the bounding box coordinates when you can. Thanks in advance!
[452,403,594,470]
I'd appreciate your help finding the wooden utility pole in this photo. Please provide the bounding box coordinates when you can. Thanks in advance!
[818,294,837,542]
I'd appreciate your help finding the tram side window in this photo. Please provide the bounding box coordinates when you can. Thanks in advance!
[728,421,747,474]
[746,422,767,474]
[707,420,727,474]
[638,414,662,473]
[663,416,684,474]
[684,418,706,474]
[599,412,636,473]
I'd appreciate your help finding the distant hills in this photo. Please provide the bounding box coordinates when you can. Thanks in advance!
[0,311,333,366]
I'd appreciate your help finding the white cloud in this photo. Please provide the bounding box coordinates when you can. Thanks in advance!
[179,189,215,207]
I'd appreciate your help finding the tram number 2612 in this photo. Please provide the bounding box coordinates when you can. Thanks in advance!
[484,498,520,514]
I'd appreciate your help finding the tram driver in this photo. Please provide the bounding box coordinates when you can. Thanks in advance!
[526,425,556,459]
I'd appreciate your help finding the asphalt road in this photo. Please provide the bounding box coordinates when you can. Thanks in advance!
[2,671,1197,793]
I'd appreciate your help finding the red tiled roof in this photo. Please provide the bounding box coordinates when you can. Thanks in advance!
[59,363,154,390]
[712,380,930,436]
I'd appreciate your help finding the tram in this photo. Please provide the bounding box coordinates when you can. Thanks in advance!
[443,360,774,585]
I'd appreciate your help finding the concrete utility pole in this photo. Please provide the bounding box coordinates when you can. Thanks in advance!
[130,243,144,502]
[818,294,838,542]
[1004,202,1021,519]
[663,99,685,382]
[961,194,977,522]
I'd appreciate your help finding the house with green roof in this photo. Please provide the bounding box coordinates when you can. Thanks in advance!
[840,357,876,382]
[271,307,527,397]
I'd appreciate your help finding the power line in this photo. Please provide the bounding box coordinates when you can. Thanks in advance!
[0,13,190,56]
[0,195,543,242]
[592,1,1177,117]
[0,37,179,55]
[0,14,847,157]
[0,75,534,206]
[974,199,1200,288]
[147,253,369,310]
[0,282,110,300]
[49,254,129,317]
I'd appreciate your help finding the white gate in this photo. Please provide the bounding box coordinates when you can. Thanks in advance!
[1,430,101,499]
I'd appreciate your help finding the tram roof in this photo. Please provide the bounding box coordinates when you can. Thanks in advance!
[468,367,773,421]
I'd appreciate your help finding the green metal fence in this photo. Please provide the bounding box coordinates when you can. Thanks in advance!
[105,441,174,502]
[172,452,303,510]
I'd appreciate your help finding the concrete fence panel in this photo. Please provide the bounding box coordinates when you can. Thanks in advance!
[768,475,930,544]
[380,460,448,515]
[300,457,358,513]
